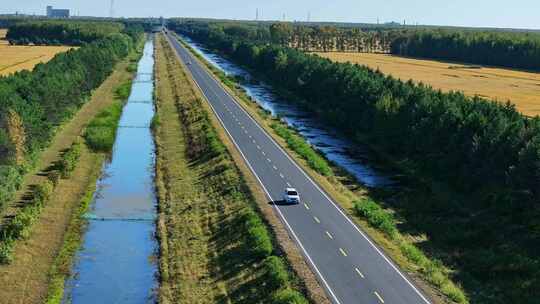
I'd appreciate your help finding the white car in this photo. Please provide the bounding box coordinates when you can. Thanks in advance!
[284,188,300,204]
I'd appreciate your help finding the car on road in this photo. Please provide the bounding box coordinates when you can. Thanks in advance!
[187,61,192,65]
[284,188,300,204]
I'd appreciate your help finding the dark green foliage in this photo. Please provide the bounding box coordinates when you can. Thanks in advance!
[58,142,81,178]
[271,288,309,304]
[6,21,124,46]
[263,256,290,290]
[271,123,332,176]
[0,179,55,264]
[0,166,23,210]
[84,102,123,152]
[243,210,273,258]
[353,198,397,238]
[176,23,540,303]
[390,29,540,71]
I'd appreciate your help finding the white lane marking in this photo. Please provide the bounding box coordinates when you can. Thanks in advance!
[314,216,321,224]
[267,158,272,163]
[355,267,365,278]
[279,173,284,178]
[287,182,292,187]
[339,248,348,257]
[261,151,266,156]
[252,140,256,144]
[257,145,261,150]
[304,203,310,210]
[249,135,252,138]
[171,36,430,304]
[326,231,334,239]
[185,70,344,304]
[207,72,432,302]
[272,165,277,170]
[244,130,248,134]
[375,291,385,303]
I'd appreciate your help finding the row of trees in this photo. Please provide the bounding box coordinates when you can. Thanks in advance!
[176,23,540,302]
[172,20,540,71]
[170,20,392,53]
[0,22,143,210]
[6,21,125,45]
[390,29,540,71]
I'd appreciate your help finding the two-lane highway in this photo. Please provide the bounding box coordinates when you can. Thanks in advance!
[165,31,432,304]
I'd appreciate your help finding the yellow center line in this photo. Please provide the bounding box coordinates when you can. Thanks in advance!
[304,203,310,210]
[339,248,347,257]
[355,267,365,278]
[325,231,333,239]
[314,216,321,223]
[374,291,385,303]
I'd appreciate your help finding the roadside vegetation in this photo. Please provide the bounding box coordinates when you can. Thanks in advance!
[155,34,309,304]
[172,23,540,303]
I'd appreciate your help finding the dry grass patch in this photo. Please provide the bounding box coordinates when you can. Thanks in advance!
[315,52,540,116]
[0,29,72,76]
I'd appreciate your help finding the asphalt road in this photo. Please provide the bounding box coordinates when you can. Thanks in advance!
[165,32,432,304]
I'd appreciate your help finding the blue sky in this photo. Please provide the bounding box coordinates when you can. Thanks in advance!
[2,0,539,30]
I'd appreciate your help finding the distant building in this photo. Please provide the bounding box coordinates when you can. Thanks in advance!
[46,6,70,18]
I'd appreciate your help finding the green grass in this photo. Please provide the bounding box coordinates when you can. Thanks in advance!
[45,154,103,304]
[270,122,332,176]
[84,102,123,152]
[0,179,55,264]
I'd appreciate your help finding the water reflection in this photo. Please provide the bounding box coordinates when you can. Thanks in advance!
[63,37,157,304]
[182,35,394,188]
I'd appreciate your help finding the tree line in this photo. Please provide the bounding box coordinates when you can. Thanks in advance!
[169,20,392,53]
[174,22,540,302]
[0,22,142,211]
[172,19,540,71]
[390,29,540,71]
[6,21,126,45]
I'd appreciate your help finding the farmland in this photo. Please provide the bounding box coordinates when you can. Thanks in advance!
[315,52,540,116]
[0,29,71,76]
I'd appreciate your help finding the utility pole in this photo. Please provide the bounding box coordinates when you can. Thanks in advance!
[256,8,259,21]
[109,0,115,18]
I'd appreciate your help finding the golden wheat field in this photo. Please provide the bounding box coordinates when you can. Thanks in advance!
[0,29,72,76]
[316,52,540,116]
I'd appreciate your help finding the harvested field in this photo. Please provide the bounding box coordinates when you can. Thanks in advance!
[0,29,72,76]
[315,52,540,116]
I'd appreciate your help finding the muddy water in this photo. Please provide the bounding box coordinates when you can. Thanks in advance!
[63,38,157,303]
[181,35,395,188]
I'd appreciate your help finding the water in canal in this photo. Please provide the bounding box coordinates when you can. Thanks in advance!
[181,35,395,188]
[63,37,157,303]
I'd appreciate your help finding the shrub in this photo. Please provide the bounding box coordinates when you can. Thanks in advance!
[84,102,123,152]
[58,142,81,178]
[0,165,23,210]
[243,210,273,258]
[0,239,14,264]
[353,198,397,238]
[264,256,290,290]
[271,288,309,304]
[271,123,332,176]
